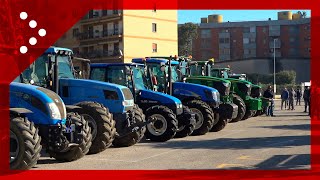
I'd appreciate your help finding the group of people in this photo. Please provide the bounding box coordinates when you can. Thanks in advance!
[281,86,311,115]
[262,85,311,117]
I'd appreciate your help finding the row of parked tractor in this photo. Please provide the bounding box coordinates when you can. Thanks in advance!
[10,47,269,170]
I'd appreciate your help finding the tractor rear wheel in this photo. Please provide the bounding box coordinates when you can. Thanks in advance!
[73,101,116,154]
[49,112,92,162]
[175,105,196,138]
[185,100,214,136]
[113,105,146,147]
[10,114,41,170]
[231,94,246,122]
[145,105,178,142]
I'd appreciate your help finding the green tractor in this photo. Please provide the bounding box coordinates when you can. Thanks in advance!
[202,61,263,119]
[150,56,240,123]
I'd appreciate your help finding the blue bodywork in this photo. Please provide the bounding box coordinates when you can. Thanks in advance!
[90,63,183,115]
[10,82,66,125]
[59,78,134,113]
[43,47,135,115]
[132,58,220,107]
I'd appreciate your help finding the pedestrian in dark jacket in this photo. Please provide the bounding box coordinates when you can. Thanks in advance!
[296,88,302,106]
[303,86,310,113]
[281,87,289,110]
[263,85,275,116]
[288,88,295,110]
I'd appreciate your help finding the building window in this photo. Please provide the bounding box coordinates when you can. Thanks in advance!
[219,48,230,55]
[201,29,211,38]
[219,38,230,44]
[72,28,79,37]
[152,43,157,53]
[243,38,249,44]
[152,23,157,32]
[263,27,267,33]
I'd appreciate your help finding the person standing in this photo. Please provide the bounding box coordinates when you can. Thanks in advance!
[281,87,289,110]
[263,85,275,116]
[296,87,302,106]
[303,86,310,113]
[288,88,295,110]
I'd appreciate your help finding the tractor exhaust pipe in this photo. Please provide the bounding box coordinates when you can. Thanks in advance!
[53,55,59,93]
[168,56,173,95]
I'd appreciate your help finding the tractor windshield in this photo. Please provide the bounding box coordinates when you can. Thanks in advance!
[21,55,48,86]
[189,64,203,76]
[57,55,75,79]
[132,66,152,90]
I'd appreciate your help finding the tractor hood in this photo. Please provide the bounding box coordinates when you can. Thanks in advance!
[138,89,182,105]
[59,78,134,113]
[173,82,220,104]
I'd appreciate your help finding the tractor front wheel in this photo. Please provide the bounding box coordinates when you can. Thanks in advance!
[210,113,228,132]
[175,105,196,138]
[113,105,146,147]
[49,112,92,162]
[145,105,178,142]
[185,100,214,136]
[231,94,246,122]
[73,101,116,154]
[10,114,41,170]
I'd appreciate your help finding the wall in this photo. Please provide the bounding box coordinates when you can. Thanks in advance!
[214,58,310,83]
[122,10,178,63]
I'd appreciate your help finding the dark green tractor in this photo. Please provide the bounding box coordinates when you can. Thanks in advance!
[206,62,262,119]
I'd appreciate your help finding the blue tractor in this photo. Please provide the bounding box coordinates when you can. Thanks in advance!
[17,46,146,152]
[10,82,92,170]
[89,63,196,140]
[133,58,226,134]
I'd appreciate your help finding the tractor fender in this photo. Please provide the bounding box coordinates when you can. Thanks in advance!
[10,108,33,117]
[65,105,82,111]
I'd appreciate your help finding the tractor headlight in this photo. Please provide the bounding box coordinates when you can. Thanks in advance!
[122,100,134,106]
[176,103,183,109]
[223,82,229,87]
[48,103,61,120]
[212,91,220,103]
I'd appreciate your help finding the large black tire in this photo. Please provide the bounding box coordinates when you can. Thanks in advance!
[48,112,92,162]
[10,114,41,170]
[185,100,215,136]
[72,101,116,154]
[175,105,196,138]
[144,105,178,142]
[231,94,246,122]
[210,114,228,132]
[242,108,255,120]
[113,105,146,147]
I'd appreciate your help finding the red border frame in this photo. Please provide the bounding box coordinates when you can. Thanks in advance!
[0,0,318,179]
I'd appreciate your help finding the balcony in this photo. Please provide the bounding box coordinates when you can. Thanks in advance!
[269,40,281,48]
[269,30,280,37]
[77,29,123,42]
[269,51,281,58]
[79,50,122,60]
[81,10,122,25]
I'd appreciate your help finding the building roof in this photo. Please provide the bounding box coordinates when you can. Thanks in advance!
[200,18,310,29]
[91,63,144,68]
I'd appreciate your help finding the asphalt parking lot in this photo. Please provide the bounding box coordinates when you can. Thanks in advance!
[35,100,310,170]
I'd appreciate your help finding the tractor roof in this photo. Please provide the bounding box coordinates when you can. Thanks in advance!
[45,46,73,54]
[91,63,144,68]
[132,58,179,65]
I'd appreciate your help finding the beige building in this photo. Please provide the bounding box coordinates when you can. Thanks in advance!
[55,10,178,63]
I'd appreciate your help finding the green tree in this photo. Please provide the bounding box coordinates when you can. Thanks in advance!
[178,23,198,56]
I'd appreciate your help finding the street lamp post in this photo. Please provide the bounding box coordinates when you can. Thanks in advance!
[273,38,277,94]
